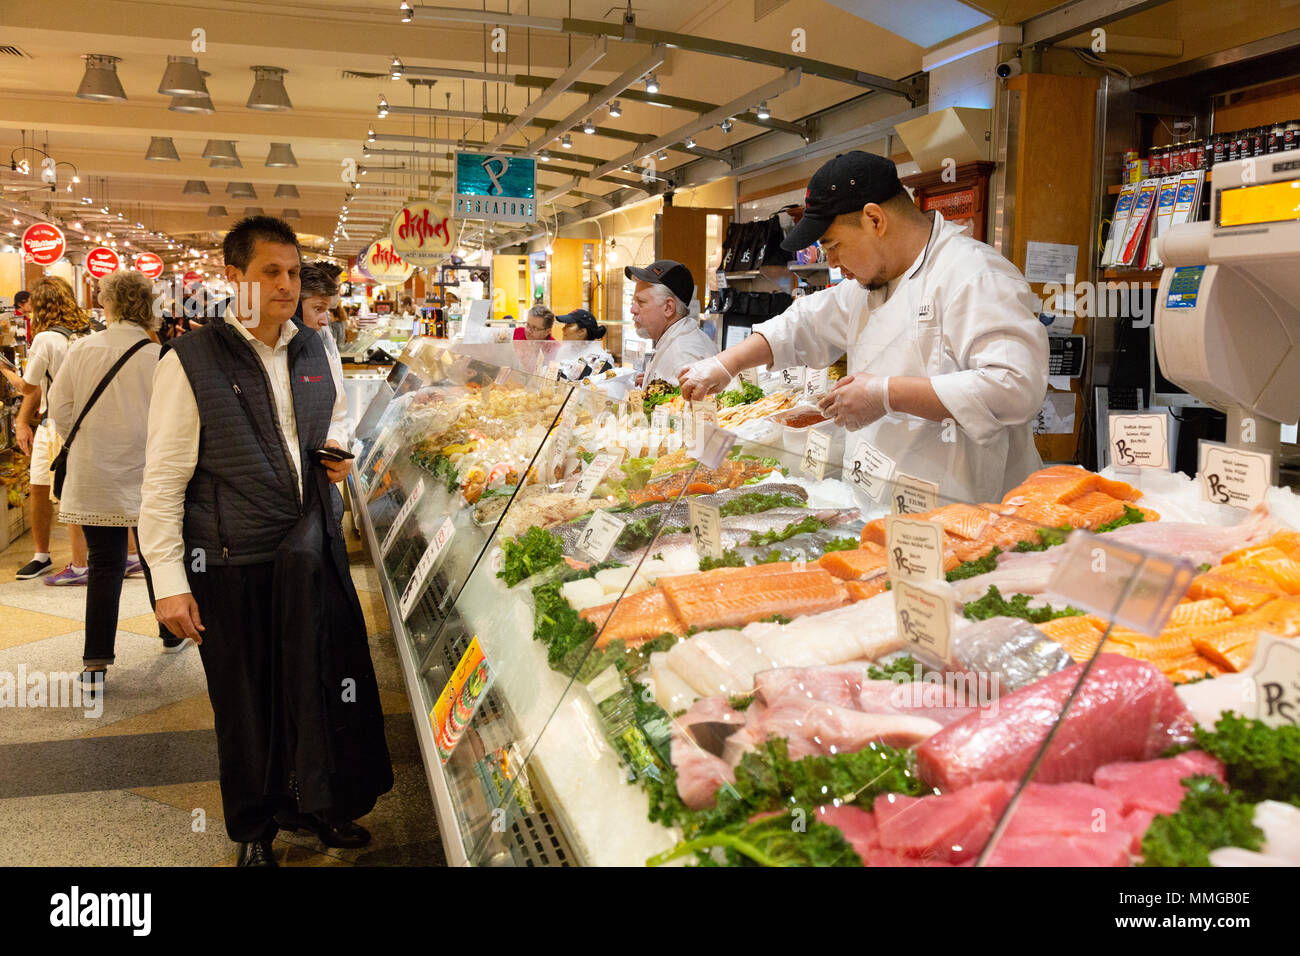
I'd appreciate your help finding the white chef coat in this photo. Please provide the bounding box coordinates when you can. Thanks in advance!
[642,315,718,386]
[753,211,1048,505]
[47,322,160,526]
[139,314,350,600]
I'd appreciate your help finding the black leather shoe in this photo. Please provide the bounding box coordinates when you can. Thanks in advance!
[277,811,371,849]
[236,839,277,867]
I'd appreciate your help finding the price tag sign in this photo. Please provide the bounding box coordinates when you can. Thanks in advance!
[494,366,513,386]
[848,438,897,502]
[890,473,941,516]
[716,270,728,289]
[885,516,944,582]
[544,361,560,380]
[738,367,760,387]
[693,422,738,469]
[802,367,829,403]
[573,452,621,500]
[891,580,954,666]
[576,509,626,563]
[1109,413,1169,470]
[682,408,696,446]
[534,349,547,378]
[547,406,578,482]
[778,367,805,390]
[400,516,456,620]
[801,426,832,481]
[1243,634,1300,728]
[651,405,670,431]
[380,478,427,558]
[1197,441,1271,510]
[687,499,724,559]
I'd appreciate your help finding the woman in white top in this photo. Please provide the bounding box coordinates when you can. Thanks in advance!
[48,269,179,686]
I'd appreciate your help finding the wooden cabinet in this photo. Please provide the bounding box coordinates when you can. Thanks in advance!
[900,161,996,243]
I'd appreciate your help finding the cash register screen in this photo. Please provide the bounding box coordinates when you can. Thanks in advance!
[1217,178,1300,228]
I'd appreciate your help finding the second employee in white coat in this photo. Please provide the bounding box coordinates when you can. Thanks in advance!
[680,151,1048,505]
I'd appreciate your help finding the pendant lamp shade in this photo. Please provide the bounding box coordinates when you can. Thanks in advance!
[209,156,242,168]
[182,180,210,195]
[157,55,204,96]
[76,54,126,102]
[281,208,301,219]
[226,182,257,199]
[169,71,214,114]
[202,140,239,162]
[207,205,229,217]
[264,143,297,167]
[274,184,300,199]
[145,136,180,161]
[247,66,292,111]
[244,207,265,216]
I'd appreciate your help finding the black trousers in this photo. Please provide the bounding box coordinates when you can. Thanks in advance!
[81,525,172,667]
[189,561,291,842]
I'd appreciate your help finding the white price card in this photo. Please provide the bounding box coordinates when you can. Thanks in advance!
[801,427,832,481]
[890,473,941,516]
[1109,413,1169,470]
[380,478,426,558]
[687,500,724,560]
[778,367,806,390]
[738,367,760,387]
[534,348,547,378]
[885,516,944,582]
[847,439,897,502]
[891,579,954,666]
[400,516,456,620]
[546,407,577,483]
[682,407,696,446]
[576,510,626,563]
[493,366,513,386]
[716,270,728,289]
[693,398,718,430]
[693,422,738,469]
[1243,635,1300,728]
[544,361,560,380]
[802,367,830,403]
[651,405,670,432]
[573,452,621,500]
[1198,441,1272,510]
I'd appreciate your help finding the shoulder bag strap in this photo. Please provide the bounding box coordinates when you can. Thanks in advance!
[61,339,151,449]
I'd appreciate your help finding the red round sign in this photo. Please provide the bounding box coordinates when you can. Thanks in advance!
[134,252,165,280]
[182,271,202,286]
[85,246,121,278]
[21,223,66,267]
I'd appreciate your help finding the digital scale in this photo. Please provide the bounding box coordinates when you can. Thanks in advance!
[1154,154,1300,480]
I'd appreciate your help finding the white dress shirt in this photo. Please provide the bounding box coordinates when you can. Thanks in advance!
[139,315,350,600]
[319,325,355,441]
[23,329,71,418]
[642,315,718,386]
[47,322,160,526]
[753,211,1048,504]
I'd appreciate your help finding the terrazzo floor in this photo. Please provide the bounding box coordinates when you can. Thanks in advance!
[0,507,446,867]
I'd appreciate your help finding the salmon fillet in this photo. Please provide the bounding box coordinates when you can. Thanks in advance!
[926,503,995,541]
[860,518,888,547]
[659,568,849,631]
[1166,658,1227,683]
[1069,491,1129,529]
[655,562,801,590]
[1190,624,1260,672]
[582,588,686,650]
[846,578,889,601]
[1008,498,1088,530]
[1009,465,1143,504]
[1223,547,1300,594]
[1225,530,1300,564]
[1037,615,1107,662]
[819,547,889,580]
[1238,596,1300,636]
[1167,598,1234,628]
[1186,566,1284,613]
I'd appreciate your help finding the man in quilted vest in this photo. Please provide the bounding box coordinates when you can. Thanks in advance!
[139,217,381,867]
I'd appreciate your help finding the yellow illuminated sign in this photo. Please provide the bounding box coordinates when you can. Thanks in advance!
[1218,178,1300,227]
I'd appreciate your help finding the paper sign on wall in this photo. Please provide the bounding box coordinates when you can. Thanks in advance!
[891,580,954,665]
[1109,413,1169,470]
[801,427,832,481]
[380,478,426,558]
[848,438,896,502]
[687,500,723,560]
[890,473,940,515]
[576,510,626,563]
[400,516,456,620]
[885,516,944,582]
[1198,441,1271,510]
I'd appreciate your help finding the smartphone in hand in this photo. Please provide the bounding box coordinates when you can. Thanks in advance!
[315,446,355,463]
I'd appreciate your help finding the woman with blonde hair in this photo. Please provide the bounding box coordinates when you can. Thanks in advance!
[14,276,91,583]
[49,269,176,688]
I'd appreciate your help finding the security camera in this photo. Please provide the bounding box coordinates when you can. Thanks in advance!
[996,59,1023,79]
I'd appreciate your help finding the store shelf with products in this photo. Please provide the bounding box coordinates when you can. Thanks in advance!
[349,336,1300,868]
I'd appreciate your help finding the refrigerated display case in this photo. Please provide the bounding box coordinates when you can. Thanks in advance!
[349,338,1300,867]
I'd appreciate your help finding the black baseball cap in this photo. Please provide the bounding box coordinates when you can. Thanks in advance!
[781,151,905,252]
[624,259,694,306]
[556,308,605,339]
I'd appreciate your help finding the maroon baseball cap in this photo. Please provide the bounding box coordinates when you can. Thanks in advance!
[781,151,905,252]
[624,259,694,305]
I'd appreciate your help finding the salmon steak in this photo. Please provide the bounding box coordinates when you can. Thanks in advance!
[582,588,685,650]
[659,568,849,631]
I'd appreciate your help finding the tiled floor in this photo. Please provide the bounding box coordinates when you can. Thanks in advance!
[0,511,445,867]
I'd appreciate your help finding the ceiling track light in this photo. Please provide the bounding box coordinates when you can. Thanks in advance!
[247,65,292,111]
[202,139,239,162]
[145,136,180,161]
[207,205,229,217]
[400,1,413,23]
[656,149,668,161]
[368,127,376,143]
[608,100,622,118]
[561,133,572,149]
[756,101,770,120]
[720,117,733,133]
[685,135,696,149]
[391,56,404,80]
[274,184,300,198]
[539,148,550,160]
[377,95,389,118]
[157,54,204,96]
[76,53,127,102]
[644,73,659,94]
[582,118,596,135]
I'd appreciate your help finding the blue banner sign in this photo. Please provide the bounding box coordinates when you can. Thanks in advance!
[455,152,537,223]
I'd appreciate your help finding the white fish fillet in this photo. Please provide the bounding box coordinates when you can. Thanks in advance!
[1175,674,1253,728]
[664,632,750,698]
[692,629,770,690]
[1257,800,1300,864]
[950,552,1057,602]
[649,652,698,714]
[747,696,942,759]
[753,664,869,709]
[1102,504,1275,567]
[1209,846,1296,867]
[743,598,903,667]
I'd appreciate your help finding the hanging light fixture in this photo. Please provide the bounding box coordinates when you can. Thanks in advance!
[282,208,301,219]
[400,1,413,23]
[226,182,257,199]
[246,66,292,111]
[209,156,242,168]
[561,134,572,149]
[182,180,210,195]
[207,205,229,217]
[685,135,696,149]
[145,136,180,161]
[244,207,265,216]
[157,55,204,96]
[582,118,596,134]
[608,100,622,118]
[390,56,404,80]
[539,148,550,160]
[264,143,297,167]
[720,117,733,133]
[169,70,214,114]
[377,95,389,118]
[76,54,127,102]
[656,149,668,161]
[367,127,376,143]
[644,73,659,94]
[274,184,299,199]
[755,101,770,120]
[202,140,239,162]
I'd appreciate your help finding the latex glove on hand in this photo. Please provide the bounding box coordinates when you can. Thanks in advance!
[678,356,733,402]
[817,374,891,431]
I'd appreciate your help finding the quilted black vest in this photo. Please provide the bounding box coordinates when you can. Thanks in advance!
[166,318,335,566]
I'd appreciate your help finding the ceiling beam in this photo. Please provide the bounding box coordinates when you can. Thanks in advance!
[484,37,608,150]
[1021,0,1175,48]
